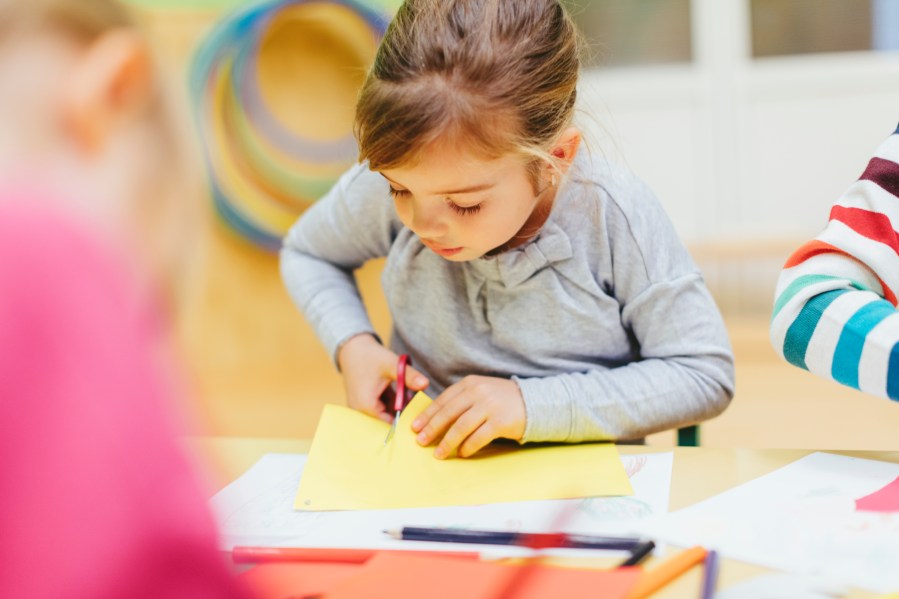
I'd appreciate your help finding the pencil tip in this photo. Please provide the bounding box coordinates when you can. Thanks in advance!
[383,528,400,539]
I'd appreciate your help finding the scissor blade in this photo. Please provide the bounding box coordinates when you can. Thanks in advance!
[383,413,400,445]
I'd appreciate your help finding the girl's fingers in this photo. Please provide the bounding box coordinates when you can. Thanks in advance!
[356,397,394,423]
[412,383,460,432]
[403,365,429,391]
[371,378,398,423]
[346,373,395,422]
[414,388,469,444]
[434,406,487,459]
[457,421,497,458]
[374,410,394,424]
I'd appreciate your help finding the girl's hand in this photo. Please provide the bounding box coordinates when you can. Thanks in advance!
[336,334,429,423]
[411,376,526,459]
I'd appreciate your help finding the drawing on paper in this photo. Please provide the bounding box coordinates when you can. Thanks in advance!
[576,496,655,521]
[622,455,647,479]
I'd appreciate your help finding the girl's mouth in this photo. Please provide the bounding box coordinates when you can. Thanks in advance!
[423,241,463,257]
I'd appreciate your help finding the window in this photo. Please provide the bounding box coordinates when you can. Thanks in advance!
[750,0,897,57]
[562,0,693,67]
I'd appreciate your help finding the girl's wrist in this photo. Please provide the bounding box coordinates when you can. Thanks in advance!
[336,332,380,371]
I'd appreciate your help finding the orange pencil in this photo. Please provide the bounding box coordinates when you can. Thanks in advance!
[625,546,707,599]
[232,546,481,564]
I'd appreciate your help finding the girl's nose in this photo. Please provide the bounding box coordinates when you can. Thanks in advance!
[410,202,447,238]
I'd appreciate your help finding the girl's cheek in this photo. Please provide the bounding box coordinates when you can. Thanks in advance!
[393,199,416,230]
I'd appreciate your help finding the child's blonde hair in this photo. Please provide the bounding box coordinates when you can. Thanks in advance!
[0,0,200,311]
[354,0,580,181]
[0,0,133,40]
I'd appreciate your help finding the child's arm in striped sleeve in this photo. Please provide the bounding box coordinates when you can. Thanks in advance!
[771,124,899,401]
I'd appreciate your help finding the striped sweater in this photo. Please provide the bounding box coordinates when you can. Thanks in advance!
[771,124,899,401]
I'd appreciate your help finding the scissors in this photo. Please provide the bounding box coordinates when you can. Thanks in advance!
[384,354,413,445]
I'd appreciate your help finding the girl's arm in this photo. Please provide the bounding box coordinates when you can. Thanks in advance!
[770,124,899,401]
[516,275,735,442]
[516,172,736,443]
[281,163,429,421]
[280,163,399,363]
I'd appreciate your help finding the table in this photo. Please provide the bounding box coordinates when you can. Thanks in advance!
[192,439,899,598]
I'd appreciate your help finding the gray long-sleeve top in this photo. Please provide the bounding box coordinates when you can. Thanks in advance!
[280,151,735,442]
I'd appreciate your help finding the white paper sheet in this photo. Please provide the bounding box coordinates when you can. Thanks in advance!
[715,573,848,599]
[639,452,899,593]
[210,452,672,557]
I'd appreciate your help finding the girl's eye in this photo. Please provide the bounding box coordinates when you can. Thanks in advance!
[447,201,481,216]
[389,187,410,198]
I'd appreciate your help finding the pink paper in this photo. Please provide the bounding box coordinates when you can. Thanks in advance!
[322,553,641,599]
[855,476,899,513]
[240,562,364,598]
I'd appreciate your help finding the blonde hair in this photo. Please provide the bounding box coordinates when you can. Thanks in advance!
[0,0,200,312]
[354,0,580,179]
[0,0,133,40]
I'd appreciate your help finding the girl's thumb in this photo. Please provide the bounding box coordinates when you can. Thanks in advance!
[404,366,429,391]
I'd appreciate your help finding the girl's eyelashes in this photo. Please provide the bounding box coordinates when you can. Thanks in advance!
[389,186,481,216]
[447,201,481,216]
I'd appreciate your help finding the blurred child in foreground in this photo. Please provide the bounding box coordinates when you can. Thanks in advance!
[0,1,247,597]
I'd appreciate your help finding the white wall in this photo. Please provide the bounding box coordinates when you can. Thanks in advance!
[575,0,899,313]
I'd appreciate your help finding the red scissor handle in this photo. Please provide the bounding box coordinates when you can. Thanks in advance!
[394,354,411,413]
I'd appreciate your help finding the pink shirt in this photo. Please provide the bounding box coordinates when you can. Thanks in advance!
[0,194,249,598]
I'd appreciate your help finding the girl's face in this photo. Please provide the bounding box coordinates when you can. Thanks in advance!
[381,142,551,261]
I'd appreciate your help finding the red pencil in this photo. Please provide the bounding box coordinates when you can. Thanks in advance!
[231,546,481,564]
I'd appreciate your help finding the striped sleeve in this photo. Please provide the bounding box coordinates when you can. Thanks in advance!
[771,124,899,402]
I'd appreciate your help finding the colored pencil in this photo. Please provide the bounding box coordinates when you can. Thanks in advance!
[700,550,719,599]
[618,540,656,567]
[231,546,480,564]
[384,526,644,551]
[625,545,708,599]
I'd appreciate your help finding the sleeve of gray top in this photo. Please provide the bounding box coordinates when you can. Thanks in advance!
[515,174,735,442]
[279,163,398,363]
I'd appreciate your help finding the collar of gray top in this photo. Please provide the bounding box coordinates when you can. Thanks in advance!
[469,221,573,288]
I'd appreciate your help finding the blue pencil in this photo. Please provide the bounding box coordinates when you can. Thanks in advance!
[385,526,643,551]
[617,540,656,567]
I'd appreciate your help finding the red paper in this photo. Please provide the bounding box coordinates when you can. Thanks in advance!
[855,476,899,513]
[322,553,641,599]
[240,562,364,599]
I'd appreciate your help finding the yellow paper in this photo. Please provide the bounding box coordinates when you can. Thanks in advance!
[295,392,633,511]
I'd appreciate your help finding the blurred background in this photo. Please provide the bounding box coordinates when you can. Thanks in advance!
[128,0,899,449]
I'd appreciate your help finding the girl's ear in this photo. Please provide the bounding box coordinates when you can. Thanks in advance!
[61,29,153,153]
[548,127,582,174]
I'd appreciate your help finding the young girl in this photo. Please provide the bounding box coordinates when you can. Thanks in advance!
[0,1,247,597]
[281,0,735,458]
